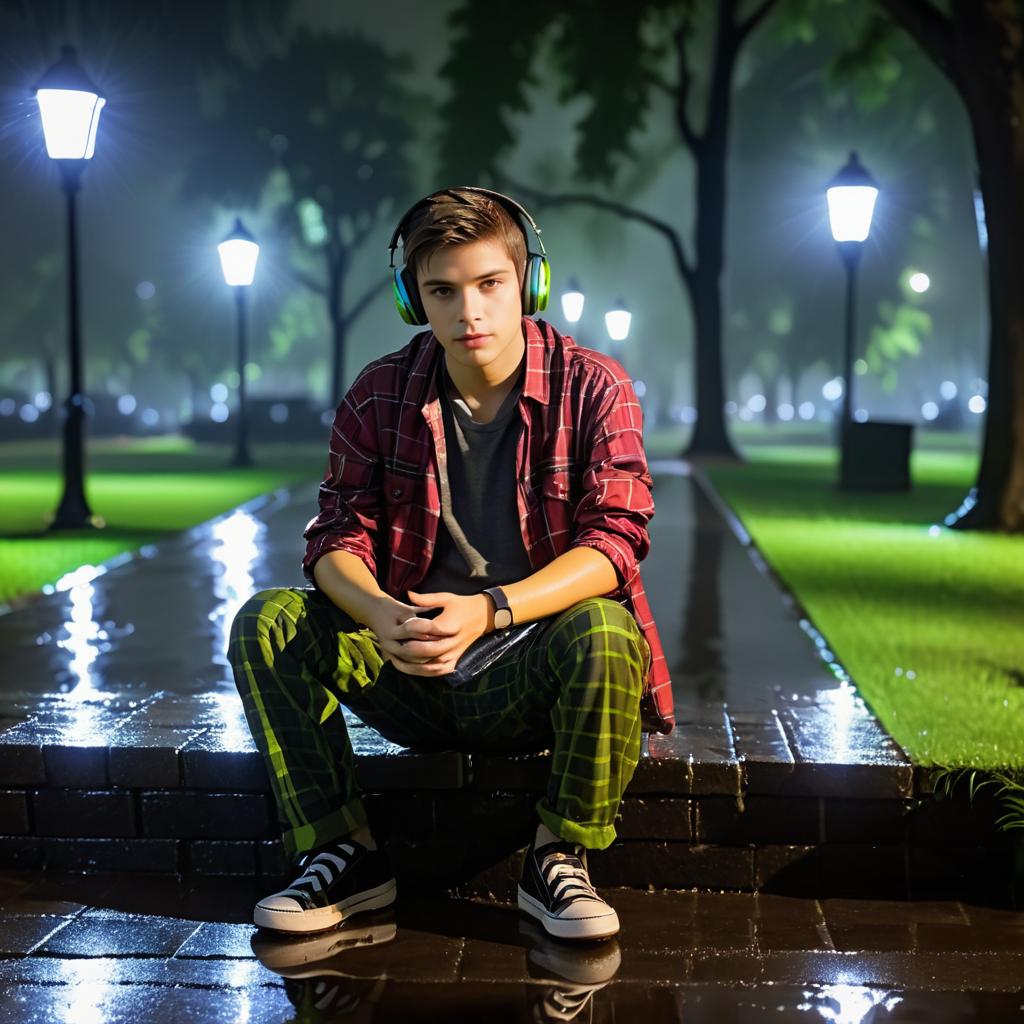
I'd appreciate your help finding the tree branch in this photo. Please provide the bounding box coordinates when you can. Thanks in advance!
[876,0,955,77]
[291,266,327,296]
[736,0,779,45]
[495,174,695,289]
[673,20,703,153]
[647,69,679,99]
[341,275,388,331]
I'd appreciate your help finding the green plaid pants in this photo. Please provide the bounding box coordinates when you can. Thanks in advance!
[228,586,650,860]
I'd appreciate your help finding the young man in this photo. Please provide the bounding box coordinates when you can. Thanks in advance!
[228,187,673,943]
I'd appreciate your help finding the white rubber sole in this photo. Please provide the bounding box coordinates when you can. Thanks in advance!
[254,878,397,934]
[517,886,620,941]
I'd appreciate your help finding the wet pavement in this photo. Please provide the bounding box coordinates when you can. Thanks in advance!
[0,464,848,712]
[3,463,1020,1015]
[0,869,1021,1022]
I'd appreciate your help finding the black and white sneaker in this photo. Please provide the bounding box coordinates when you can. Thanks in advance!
[517,838,619,941]
[253,839,396,934]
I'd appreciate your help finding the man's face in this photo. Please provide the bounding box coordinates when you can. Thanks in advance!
[417,238,524,371]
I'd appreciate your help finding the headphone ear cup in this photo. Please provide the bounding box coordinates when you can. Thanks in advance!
[394,266,428,325]
[522,255,550,315]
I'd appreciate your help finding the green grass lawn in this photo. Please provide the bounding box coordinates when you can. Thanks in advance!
[0,436,326,607]
[704,448,1024,771]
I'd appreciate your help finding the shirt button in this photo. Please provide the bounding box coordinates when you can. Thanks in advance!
[392,487,402,497]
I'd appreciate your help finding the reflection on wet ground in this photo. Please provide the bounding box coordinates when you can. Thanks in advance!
[3,464,1008,1019]
[0,467,846,715]
[1,870,1022,1022]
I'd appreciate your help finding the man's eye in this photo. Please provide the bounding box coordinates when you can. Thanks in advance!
[430,287,450,297]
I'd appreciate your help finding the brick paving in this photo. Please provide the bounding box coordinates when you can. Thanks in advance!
[0,467,1017,902]
[0,870,1021,1021]
[0,463,1020,1016]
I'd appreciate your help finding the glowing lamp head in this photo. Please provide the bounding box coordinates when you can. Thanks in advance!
[826,151,879,243]
[218,218,260,287]
[560,277,585,324]
[604,299,631,342]
[33,45,106,160]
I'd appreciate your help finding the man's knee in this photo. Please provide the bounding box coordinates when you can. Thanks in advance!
[546,597,647,691]
[228,586,309,651]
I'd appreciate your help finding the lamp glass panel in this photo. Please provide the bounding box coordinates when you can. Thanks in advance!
[826,185,878,242]
[560,291,584,323]
[218,239,260,286]
[605,310,631,341]
[973,189,988,252]
[36,89,105,159]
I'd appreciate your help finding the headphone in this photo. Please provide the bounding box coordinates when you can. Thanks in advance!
[387,186,550,326]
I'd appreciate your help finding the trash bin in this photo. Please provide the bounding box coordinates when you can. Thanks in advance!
[840,420,914,491]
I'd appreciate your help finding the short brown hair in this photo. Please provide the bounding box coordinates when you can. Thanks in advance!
[401,188,527,286]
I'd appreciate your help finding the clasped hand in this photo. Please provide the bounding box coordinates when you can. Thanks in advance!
[369,589,488,678]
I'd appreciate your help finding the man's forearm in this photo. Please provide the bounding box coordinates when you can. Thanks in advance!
[313,550,388,626]
[494,546,620,630]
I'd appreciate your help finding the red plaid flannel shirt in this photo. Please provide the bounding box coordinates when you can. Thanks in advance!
[302,316,674,733]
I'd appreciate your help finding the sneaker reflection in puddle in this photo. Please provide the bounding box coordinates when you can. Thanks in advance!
[251,907,396,973]
[252,910,396,1020]
[519,917,621,1022]
[281,973,386,1022]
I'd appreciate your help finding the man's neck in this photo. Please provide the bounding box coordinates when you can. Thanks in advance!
[444,324,526,408]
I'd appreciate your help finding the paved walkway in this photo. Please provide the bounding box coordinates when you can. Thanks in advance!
[0,869,1021,1022]
[0,463,859,712]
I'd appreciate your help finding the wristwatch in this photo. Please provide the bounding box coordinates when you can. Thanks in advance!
[482,586,513,630]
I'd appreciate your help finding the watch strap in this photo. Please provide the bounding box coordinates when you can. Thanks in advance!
[482,586,513,629]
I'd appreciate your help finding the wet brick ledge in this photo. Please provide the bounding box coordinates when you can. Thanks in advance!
[0,691,1014,902]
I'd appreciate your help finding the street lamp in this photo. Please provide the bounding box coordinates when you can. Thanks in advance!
[604,298,632,374]
[33,45,106,531]
[217,218,259,467]
[560,276,585,325]
[826,151,878,435]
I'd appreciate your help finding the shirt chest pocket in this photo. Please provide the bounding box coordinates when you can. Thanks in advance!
[382,469,418,509]
[524,465,577,514]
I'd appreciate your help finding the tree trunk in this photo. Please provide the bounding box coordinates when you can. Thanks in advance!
[957,108,1024,530]
[327,246,347,410]
[682,1,741,459]
[880,0,1024,531]
[764,370,779,425]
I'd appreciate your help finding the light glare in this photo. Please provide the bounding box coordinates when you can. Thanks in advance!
[36,88,105,159]
[561,290,584,323]
[827,185,878,242]
[218,239,260,286]
[604,309,631,341]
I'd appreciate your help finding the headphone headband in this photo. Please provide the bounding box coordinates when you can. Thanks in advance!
[387,185,546,268]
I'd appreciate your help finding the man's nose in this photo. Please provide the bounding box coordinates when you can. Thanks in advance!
[457,288,482,321]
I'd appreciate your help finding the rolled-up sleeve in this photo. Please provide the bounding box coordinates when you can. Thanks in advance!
[569,373,654,590]
[301,377,382,587]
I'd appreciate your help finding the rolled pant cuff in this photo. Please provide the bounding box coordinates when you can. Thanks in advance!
[281,799,368,860]
[536,799,616,851]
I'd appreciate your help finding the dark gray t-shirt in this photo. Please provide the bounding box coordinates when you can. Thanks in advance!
[418,354,534,596]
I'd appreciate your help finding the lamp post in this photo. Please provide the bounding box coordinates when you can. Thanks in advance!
[34,45,106,531]
[217,218,259,467]
[826,151,878,437]
[604,298,632,375]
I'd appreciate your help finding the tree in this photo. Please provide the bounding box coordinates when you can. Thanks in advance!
[871,1,1024,531]
[182,28,421,408]
[437,0,783,460]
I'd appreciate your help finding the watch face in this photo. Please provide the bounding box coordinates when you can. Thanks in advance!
[494,609,512,629]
